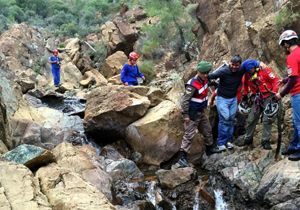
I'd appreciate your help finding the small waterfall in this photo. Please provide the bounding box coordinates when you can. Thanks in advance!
[193,191,200,210]
[147,181,157,207]
[214,189,228,210]
[41,96,85,117]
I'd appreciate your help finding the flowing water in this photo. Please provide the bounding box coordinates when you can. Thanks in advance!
[193,191,200,210]
[41,95,85,117]
[214,189,228,210]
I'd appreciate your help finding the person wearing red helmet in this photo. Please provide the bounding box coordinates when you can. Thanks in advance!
[276,30,300,161]
[48,49,62,87]
[120,52,145,86]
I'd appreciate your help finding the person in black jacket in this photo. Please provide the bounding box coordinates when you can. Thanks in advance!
[208,55,245,153]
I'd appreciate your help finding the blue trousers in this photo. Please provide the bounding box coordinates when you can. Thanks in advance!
[128,81,138,86]
[288,94,300,151]
[51,68,60,86]
[216,96,237,146]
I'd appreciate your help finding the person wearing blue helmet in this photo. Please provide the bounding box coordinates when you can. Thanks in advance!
[241,59,281,150]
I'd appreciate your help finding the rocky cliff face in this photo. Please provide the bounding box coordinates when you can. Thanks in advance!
[194,0,299,71]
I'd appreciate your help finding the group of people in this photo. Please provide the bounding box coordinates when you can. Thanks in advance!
[48,50,144,88]
[48,30,300,166]
[175,29,300,167]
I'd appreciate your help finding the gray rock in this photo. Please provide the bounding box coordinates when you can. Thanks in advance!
[2,144,54,170]
[106,158,144,181]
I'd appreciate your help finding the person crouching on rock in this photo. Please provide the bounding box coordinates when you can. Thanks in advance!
[120,52,145,86]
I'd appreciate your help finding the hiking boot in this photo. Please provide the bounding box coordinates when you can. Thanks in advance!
[172,157,189,169]
[226,142,234,150]
[205,145,214,156]
[282,147,298,156]
[288,151,300,161]
[210,145,226,153]
[261,141,272,150]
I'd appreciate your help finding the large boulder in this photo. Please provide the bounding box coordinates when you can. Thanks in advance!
[125,100,204,165]
[156,167,196,189]
[0,91,9,154]
[84,86,150,141]
[60,61,82,89]
[80,69,108,87]
[65,38,81,62]
[36,163,115,210]
[52,143,113,201]
[99,51,128,78]
[201,146,300,208]
[105,158,143,181]
[2,144,54,170]
[147,87,165,107]
[100,21,124,53]
[11,105,84,149]
[114,17,138,42]
[0,23,47,75]
[256,159,300,208]
[0,161,51,210]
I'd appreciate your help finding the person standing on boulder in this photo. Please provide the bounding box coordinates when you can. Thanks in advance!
[208,55,245,153]
[120,52,145,86]
[241,59,281,150]
[276,30,300,161]
[48,49,62,87]
[173,61,215,168]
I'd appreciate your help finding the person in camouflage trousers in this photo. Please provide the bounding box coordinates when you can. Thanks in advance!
[173,61,215,168]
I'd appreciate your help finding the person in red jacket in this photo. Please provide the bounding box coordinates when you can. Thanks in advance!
[276,30,300,161]
[241,59,281,149]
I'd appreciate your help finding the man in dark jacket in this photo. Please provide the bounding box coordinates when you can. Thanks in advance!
[208,55,245,152]
[174,61,215,168]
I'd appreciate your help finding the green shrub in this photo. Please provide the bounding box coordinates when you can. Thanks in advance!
[33,61,41,75]
[59,22,79,36]
[140,39,159,57]
[58,43,65,48]
[88,41,107,64]
[0,15,9,33]
[139,60,156,82]
[139,0,196,55]
[275,7,300,30]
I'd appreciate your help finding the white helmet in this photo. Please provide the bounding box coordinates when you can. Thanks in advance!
[279,30,298,45]
[264,100,279,119]
[238,100,251,115]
